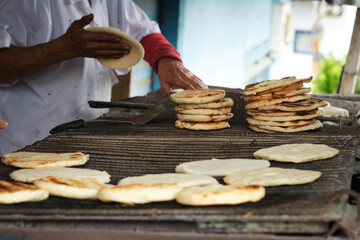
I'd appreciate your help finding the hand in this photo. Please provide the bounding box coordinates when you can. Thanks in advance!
[0,118,8,129]
[157,57,208,93]
[60,14,130,59]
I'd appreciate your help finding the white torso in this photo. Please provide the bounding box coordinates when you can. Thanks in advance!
[0,0,160,155]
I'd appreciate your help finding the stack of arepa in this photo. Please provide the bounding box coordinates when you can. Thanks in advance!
[170,88,234,130]
[243,76,328,133]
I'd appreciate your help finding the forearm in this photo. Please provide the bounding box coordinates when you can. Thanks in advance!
[0,36,71,83]
[0,14,131,83]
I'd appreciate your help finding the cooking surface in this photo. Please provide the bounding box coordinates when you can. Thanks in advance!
[0,89,358,236]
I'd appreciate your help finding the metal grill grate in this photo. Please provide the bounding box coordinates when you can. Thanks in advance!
[0,90,358,235]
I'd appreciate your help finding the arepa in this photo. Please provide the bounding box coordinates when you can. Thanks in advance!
[118,173,218,187]
[175,184,265,206]
[224,167,322,187]
[0,180,49,204]
[175,158,270,176]
[170,88,226,104]
[1,151,89,168]
[10,167,111,183]
[33,177,109,199]
[253,143,339,163]
[98,183,183,204]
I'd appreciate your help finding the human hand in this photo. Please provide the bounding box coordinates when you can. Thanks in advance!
[157,57,208,93]
[60,14,130,59]
[0,118,8,129]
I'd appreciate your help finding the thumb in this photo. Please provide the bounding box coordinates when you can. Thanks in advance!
[160,81,173,94]
[0,119,8,129]
[74,14,94,29]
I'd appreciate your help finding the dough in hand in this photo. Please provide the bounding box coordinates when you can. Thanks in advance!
[86,27,144,69]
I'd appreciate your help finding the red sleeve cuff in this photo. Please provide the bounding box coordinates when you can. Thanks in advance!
[140,33,182,73]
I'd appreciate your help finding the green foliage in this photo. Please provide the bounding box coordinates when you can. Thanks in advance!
[312,53,360,94]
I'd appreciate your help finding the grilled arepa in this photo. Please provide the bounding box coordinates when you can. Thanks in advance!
[1,151,89,168]
[33,177,109,199]
[0,180,49,204]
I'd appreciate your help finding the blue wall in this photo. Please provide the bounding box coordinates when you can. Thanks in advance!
[178,0,273,89]
[132,0,275,95]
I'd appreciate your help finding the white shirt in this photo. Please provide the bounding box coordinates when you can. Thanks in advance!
[0,0,160,155]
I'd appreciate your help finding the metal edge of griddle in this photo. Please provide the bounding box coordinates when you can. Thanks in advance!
[0,223,336,240]
[0,212,341,236]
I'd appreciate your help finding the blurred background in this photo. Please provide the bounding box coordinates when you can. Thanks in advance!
[125,0,358,97]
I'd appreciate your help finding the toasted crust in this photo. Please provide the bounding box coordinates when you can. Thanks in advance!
[245,94,311,110]
[177,113,233,122]
[175,184,265,206]
[253,120,323,133]
[251,112,322,122]
[255,82,304,95]
[1,151,89,169]
[273,87,311,97]
[246,117,315,127]
[33,177,109,199]
[243,76,302,96]
[299,76,313,83]
[178,97,233,109]
[244,88,311,102]
[175,106,232,115]
[244,93,273,102]
[244,76,320,133]
[170,88,226,104]
[257,100,328,112]
[175,120,230,130]
[0,180,49,204]
[248,125,277,133]
[247,110,297,117]
[247,109,318,117]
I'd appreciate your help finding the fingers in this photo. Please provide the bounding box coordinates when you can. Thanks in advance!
[159,70,207,93]
[84,41,130,58]
[183,73,208,90]
[0,119,8,129]
[85,41,130,51]
[63,14,132,59]
[159,81,173,94]
[84,31,123,43]
[73,14,94,29]
[157,58,208,92]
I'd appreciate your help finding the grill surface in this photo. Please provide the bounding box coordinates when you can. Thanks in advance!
[0,89,359,237]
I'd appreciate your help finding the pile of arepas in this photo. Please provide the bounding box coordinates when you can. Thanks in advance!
[170,88,234,130]
[243,76,328,133]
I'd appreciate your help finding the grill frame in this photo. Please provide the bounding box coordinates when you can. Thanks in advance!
[0,90,358,236]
